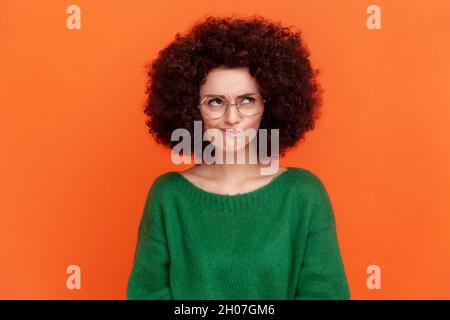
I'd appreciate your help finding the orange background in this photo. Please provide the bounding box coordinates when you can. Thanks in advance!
[1,0,449,299]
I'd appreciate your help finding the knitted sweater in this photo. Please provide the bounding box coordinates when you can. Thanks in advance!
[126,167,350,300]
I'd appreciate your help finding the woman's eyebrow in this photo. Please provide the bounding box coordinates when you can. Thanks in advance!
[203,92,258,98]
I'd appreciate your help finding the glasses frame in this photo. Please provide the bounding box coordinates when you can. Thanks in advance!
[197,93,266,120]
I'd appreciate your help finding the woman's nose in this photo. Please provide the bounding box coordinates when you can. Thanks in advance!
[224,104,241,124]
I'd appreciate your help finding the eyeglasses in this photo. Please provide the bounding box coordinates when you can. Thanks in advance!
[197,93,266,119]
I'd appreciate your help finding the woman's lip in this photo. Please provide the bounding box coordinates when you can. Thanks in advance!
[220,128,243,135]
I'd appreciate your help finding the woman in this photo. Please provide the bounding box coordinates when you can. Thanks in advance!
[127,15,350,300]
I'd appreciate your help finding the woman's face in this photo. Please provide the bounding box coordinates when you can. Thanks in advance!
[199,67,264,156]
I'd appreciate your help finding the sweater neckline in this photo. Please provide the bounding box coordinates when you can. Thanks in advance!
[171,167,295,211]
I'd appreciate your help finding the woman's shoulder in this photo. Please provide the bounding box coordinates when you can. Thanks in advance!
[152,170,180,185]
[145,171,182,198]
[288,166,326,184]
[288,167,336,229]
[287,166,331,197]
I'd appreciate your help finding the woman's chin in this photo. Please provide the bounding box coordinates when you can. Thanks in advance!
[212,141,248,154]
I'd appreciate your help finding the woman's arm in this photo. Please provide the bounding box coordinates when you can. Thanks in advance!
[126,182,173,299]
[294,174,350,300]
[294,221,350,300]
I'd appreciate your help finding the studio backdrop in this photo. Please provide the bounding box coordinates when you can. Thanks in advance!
[1,0,449,299]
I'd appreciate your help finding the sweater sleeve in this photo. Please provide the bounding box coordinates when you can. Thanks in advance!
[126,180,173,300]
[294,174,351,300]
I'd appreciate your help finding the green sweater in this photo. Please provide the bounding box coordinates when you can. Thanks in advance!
[126,167,350,300]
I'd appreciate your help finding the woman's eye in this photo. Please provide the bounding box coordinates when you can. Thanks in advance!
[242,97,255,104]
[208,99,224,106]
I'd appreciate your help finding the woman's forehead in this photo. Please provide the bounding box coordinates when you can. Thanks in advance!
[200,68,259,95]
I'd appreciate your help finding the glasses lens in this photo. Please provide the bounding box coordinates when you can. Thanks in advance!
[237,95,264,116]
[200,96,227,118]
